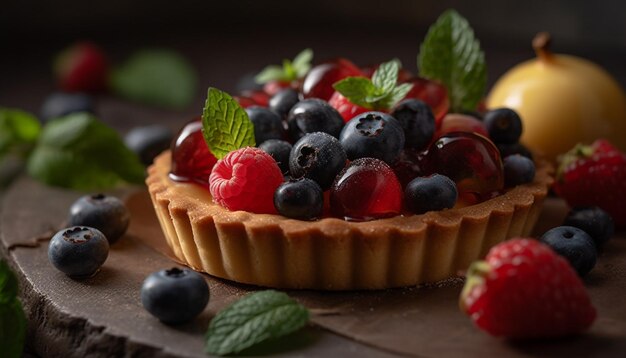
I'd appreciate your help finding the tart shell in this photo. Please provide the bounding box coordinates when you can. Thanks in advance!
[147,151,553,290]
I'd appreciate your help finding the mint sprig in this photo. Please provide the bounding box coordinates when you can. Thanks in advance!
[255,49,313,84]
[202,88,256,159]
[333,59,413,110]
[1,260,26,358]
[417,9,487,113]
[0,108,41,159]
[205,290,309,356]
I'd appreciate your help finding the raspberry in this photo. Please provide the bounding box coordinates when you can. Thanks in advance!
[209,147,284,214]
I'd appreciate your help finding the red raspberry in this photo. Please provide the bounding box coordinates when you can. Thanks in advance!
[460,239,596,339]
[55,41,109,93]
[328,91,371,123]
[209,147,283,214]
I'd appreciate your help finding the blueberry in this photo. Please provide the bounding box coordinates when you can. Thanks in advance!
[287,99,344,140]
[68,194,130,244]
[259,139,292,174]
[564,207,614,248]
[48,226,109,277]
[141,267,209,325]
[391,99,435,151]
[404,174,458,214]
[497,142,533,160]
[124,125,173,165]
[483,108,523,144]
[289,132,347,190]
[540,226,597,276]
[40,92,94,123]
[340,112,405,165]
[245,107,284,145]
[503,154,535,187]
[269,88,300,119]
[274,178,323,220]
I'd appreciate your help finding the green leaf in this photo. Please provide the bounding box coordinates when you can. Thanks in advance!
[379,82,414,109]
[255,65,286,84]
[202,88,255,159]
[371,59,400,94]
[332,77,376,108]
[417,9,487,112]
[26,113,145,190]
[0,108,41,159]
[111,49,197,109]
[255,49,313,84]
[1,260,26,358]
[292,48,313,78]
[205,290,309,356]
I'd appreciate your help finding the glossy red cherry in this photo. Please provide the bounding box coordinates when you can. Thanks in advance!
[403,77,450,126]
[422,132,504,201]
[241,89,270,107]
[170,118,218,187]
[330,158,402,221]
[302,58,363,101]
[437,113,488,138]
[392,149,425,189]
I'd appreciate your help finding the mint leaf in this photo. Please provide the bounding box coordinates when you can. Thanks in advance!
[205,290,309,356]
[371,59,400,94]
[111,50,197,109]
[417,9,487,112]
[255,48,313,84]
[332,77,376,108]
[27,113,145,190]
[1,260,26,358]
[202,88,255,159]
[0,108,41,159]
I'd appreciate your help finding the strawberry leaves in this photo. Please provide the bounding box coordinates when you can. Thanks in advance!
[333,59,413,110]
[255,49,313,84]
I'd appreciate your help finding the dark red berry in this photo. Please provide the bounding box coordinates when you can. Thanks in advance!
[170,118,217,187]
[302,58,363,101]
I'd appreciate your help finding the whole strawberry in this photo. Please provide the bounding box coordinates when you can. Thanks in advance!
[55,42,109,93]
[554,139,626,228]
[460,239,596,339]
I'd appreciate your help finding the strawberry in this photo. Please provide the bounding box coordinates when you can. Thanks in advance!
[328,91,371,123]
[554,139,626,228]
[54,42,109,93]
[460,239,596,339]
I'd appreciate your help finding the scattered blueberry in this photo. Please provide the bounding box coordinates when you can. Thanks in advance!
[540,226,597,277]
[483,108,523,144]
[259,139,292,174]
[497,142,533,160]
[245,106,285,145]
[289,132,347,190]
[124,125,173,165]
[340,112,405,165]
[274,178,324,220]
[404,174,458,214]
[287,99,344,140]
[141,267,210,325]
[48,226,109,277]
[40,92,94,123]
[68,194,130,244]
[391,99,435,151]
[269,88,300,119]
[564,207,614,248]
[503,154,535,187]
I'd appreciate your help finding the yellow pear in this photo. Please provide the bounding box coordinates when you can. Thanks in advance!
[487,33,626,162]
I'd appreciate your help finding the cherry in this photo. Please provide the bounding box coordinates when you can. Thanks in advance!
[437,113,488,138]
[402,77,449,126]
[330,158,402,221]
[234,96,257,108]
[302,58,363,101]
[263,80,291,96]
[170,118,218,187]
[328,91,371,123]
[241,89,270,107]
[392,149,425,189]
[422,132,504,201]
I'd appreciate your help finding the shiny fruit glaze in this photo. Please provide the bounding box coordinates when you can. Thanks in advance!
[302,58,363,101]
[403,77,449,125]
[169,118,218,187]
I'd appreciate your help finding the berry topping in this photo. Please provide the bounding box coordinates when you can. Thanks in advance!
[289,132,347,190]
[68,194,130,244]
[391,99,435,151]
[563,207,614,248]
[330,158,402,221]
[287,99,344,141]
[240,89,270,107]
[302,58,363,101]
[141,267,210,325]
[170,119,218,186]
[55,42,109,93]
[269,88,300,119]
[503,154,535,187]
[245,107,284,145]
[460,239,596,339]
[540,226,597,277]
[209,147,283,214]
[402,77,449,125]
[339,112,405,165]
[40,92,94,123]
[483,108,523,144]
[404,174,457,214]
[328,91,370,123]
[259,139,292,174]
[48,226,109,277]
[437,113,488,138]
[124,125,173,165]
[392,149,424,189]
[274,178,324,220]
[497,142,533,160]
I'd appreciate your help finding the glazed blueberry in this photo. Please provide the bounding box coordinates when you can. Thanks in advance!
[40,92,94,123]
[245,107,284,145]
[340,112,405,165]
[124,125,173,165]
[269,88,300,119]
[274,178,323,220]
[483,108,523,144]
[48,226,109,277]
[564,207,614,248]
[68,194,130,244]
[497,142,533,160]
[503,154,535,187]
[540,226,597,277]
[140,267,209,325]
[259,139,292,174]
[287,99,344,140]
[289,132,347,190]
[404,174,458,214]
[391,99,435,151]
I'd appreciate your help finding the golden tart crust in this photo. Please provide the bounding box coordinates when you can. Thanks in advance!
[147,151,553,290]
